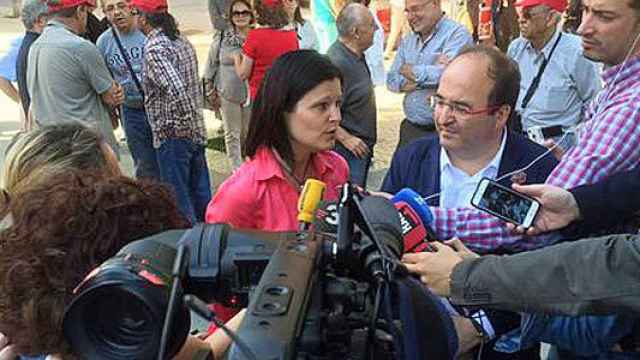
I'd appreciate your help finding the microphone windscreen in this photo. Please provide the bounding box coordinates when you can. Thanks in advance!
[392,188,434,226]
[359,195,404,257]
[297,179,326,224]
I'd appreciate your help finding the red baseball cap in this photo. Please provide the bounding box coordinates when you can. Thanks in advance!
[262,0,282,8]
[47,0,96,13]
[130,0,168,13]
[514,0,567,12]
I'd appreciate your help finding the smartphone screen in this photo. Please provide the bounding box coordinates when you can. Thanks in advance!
[471,178,540,227]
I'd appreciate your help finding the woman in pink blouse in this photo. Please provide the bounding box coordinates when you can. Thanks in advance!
[205,49,349,325]
[207,50,349,231]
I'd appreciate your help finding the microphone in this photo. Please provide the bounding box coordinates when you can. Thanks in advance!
[297,179,326,231]
[357,195,405,278]
[391,188,439,253]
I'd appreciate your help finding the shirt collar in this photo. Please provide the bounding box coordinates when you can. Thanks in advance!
[602,55,640,87]
[414,14,446,46]
[253,147,336,182]
[440,130,507,176]
[525,29,561,58]
[47,19,75,33]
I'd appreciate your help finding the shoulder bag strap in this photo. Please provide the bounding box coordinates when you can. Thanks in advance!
[520,32,563,109]
[111,26,145,99]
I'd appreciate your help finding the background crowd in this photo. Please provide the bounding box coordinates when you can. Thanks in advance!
[0,0,639,358]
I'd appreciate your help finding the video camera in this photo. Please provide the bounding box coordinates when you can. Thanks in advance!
[62,184,458,360]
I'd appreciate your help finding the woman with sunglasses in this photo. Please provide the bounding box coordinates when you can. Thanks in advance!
[204,0,254,170]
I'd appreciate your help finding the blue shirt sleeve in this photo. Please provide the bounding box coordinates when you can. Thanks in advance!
[386,36,409,93]
[411,27,473,87]
[0,35,24,82]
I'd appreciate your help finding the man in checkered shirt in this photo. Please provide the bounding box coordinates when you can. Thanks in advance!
[131,0,212,224]
[408,0,640,253]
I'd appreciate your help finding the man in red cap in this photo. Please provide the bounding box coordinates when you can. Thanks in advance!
[26,0,124,152]
[507,0,601,150]
[129,0,212,224]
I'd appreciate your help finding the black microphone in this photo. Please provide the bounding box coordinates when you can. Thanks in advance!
[356,196,405,278]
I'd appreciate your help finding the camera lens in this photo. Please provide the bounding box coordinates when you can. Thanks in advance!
[85,286,156,357]
[64,270,190,359]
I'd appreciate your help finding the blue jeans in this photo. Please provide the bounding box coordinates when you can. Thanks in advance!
[122,106,160,179]
[518,313,635,357]
[157,139,212,224]
[334,143,372,188]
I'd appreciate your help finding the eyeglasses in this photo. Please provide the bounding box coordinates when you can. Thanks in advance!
[517,6,549,20]
[403,0,435,16]
[232,10,252,17]
[429,95,501,117]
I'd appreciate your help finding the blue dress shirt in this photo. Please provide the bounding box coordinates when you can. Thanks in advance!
[507,30,602,130]
[386,16,472,126]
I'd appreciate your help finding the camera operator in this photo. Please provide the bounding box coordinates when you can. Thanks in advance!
[0,170,245,359]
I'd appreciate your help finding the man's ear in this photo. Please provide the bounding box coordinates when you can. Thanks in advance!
[37,14,48,27]
[495,104,511,129]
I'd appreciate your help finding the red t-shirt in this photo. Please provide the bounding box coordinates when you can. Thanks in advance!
[242,28,299,99]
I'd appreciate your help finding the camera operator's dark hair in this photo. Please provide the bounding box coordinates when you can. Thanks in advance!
[456,45,520,110]
[0,170,189,357]
[244,50,342,166]
[142,11,180,40]
[254,0,289,28]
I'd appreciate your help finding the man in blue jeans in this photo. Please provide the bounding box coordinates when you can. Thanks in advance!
[328,4,377,188]
[133,0,211,223]
[97,0,159,179]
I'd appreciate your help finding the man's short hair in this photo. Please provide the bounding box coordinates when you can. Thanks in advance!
[21,0,49,29]
[336,3,365,38]
[455,45,521,110]
[50,5,80,18]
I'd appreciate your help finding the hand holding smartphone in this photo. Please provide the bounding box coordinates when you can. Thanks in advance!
[471,178,540,228]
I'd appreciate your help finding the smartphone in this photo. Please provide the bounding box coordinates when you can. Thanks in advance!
[526,126,545,145]
[471,178,540,228]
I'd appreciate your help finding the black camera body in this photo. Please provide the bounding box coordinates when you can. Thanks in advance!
[63,191,458,360]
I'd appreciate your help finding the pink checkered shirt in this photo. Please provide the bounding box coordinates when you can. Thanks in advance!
[431,56,640,253]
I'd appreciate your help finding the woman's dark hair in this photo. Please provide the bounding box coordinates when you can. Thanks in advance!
[0,170,189,357]
[228,0,254,28]
[244,50,342,166]
[143,11,180,40]
[254,0,289,28]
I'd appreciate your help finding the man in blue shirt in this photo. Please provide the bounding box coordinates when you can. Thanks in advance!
[0,35,23,108]
[97,0,159,179]
[382,45,558,358]
[508,0,601,149]
[386,0,472,153]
